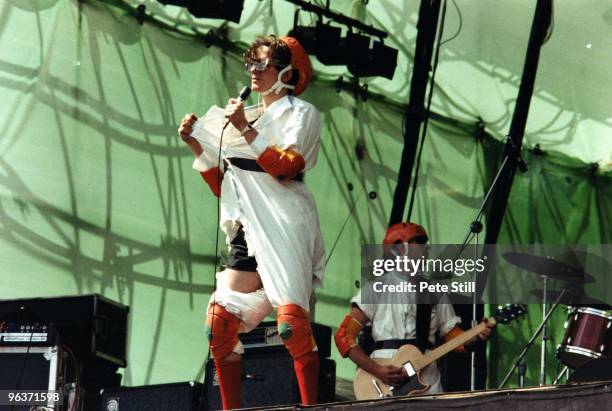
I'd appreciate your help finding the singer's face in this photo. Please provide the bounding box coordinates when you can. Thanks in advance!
[249,46,278,93]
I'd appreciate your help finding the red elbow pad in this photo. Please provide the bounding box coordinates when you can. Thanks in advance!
[256,146,305,181]
[334,315,364,357]
[199,167,223,197]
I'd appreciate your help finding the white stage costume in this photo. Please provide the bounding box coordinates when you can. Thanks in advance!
[191,95,325,335]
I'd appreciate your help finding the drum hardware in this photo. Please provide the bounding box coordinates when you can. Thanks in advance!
[540,275,548,386]
[498,287,567,389]
[553,365,570,385]
[517,361,526,388]
[502,251,610,387]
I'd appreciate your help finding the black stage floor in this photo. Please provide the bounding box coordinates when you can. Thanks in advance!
[242,380,612,410]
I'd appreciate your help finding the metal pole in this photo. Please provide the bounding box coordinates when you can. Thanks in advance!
[518,361,526,387]
[470,294,477,390]
[553,366,569,385]
[540,275,548,385]
[483,0,553,245]
[388,0,442,226]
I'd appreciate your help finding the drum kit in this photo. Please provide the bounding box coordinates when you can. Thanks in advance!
[558,306,611,369]
[499,252,611,388]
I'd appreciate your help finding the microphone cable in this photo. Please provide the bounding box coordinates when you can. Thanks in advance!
[204,86,251,373]
[205,118,228,367]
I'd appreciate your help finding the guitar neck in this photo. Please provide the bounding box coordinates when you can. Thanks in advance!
[412,318,496,371]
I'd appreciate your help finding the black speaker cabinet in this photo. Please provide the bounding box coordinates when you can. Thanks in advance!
[99,382,204,411]
[203,353,335,410]
[0,294,129,366]
[238,321,332,358]
[0,346,65,411]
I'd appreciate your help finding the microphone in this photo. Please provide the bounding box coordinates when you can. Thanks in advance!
[222,86,252,130]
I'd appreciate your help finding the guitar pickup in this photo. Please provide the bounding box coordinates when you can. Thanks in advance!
[402,361,416,377]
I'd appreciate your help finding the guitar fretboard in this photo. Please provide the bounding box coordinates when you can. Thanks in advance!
[412,318,496,371]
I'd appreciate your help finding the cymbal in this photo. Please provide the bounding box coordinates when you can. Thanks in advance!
[503,252,594,283]
[529,289,611,309]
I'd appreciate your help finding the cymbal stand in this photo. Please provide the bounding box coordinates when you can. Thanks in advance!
[499,287,566,389]
[553,365,570,385]
[540,274,548,385]
[518,361,526,388]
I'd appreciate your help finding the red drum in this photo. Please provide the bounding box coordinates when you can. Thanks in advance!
[557,307,612,369]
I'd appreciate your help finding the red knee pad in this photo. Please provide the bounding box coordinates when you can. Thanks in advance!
[206,304,240,360]
[277,304,317,359]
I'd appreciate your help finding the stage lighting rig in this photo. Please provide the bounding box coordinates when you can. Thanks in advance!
[348,39,398,80]
[157,0,244,23]
[285,0,398,79]
[289,22,349,66]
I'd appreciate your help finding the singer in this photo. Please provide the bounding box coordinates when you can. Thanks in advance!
[178,35,325,409]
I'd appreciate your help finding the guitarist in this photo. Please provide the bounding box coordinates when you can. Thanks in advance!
[335,222,495,394]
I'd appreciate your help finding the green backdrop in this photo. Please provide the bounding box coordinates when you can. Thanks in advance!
[1,0,610,389]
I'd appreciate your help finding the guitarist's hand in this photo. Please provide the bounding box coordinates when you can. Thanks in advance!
[478,317,496,341]
[376,365,408,386]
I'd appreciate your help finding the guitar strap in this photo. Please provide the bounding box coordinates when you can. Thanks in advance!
[415,302,433,353]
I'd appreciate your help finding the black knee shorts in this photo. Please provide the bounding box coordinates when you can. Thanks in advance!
[226,226,258,272]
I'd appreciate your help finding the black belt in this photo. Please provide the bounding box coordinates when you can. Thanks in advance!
[223,157,304,182]
[373,339,433,352]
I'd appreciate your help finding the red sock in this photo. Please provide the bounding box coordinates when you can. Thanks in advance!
[214,358,242,410]
[294,351,319,405]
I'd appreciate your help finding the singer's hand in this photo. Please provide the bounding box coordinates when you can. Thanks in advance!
[225,98,248,132]
[178,113,203,157]
[178,113,198,141]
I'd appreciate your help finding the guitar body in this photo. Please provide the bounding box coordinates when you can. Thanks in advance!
[353,344,430,400]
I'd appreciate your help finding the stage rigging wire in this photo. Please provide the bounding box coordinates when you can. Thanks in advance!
[440,0,462,47]
[543,0,555,44]
[325,187,366,267]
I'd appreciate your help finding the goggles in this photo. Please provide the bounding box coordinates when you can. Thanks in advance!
[244,58,272,72]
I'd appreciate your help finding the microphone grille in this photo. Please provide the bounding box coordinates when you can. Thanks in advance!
[239,86,251,101]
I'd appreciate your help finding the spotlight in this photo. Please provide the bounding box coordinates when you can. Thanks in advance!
[289,23,349,66]
[157,0,244,23]
[345,31,370,67]
[348,40,398,79]
[314,24,347,66]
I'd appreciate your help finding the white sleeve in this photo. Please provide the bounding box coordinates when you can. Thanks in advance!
[266,102,320,170]
[249,131,270,155]
[436,296,462,337]
[192,150,220,172]
[350,289,376,321]
[189,106,226,172]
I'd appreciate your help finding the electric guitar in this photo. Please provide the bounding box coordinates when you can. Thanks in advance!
[353,304,527,400]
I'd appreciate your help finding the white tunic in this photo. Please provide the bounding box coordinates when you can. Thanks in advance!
[351,273,461,394]
[191,95,325,312]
